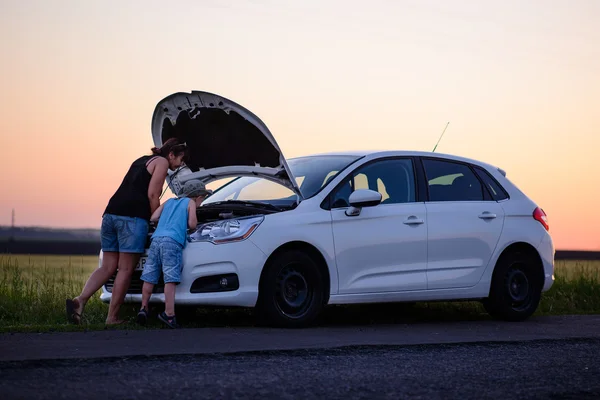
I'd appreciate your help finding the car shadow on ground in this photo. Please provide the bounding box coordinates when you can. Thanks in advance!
[115,300,493,330]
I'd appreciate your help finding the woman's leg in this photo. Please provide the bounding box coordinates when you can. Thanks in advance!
[106,252,139,324]
[67,215,119,324]
[71,252,119,319]
[105,216,149,324]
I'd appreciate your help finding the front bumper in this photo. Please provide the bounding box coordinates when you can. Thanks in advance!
[100,238,268,307]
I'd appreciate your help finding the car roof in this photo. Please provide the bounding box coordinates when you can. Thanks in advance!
[290,150,500,171]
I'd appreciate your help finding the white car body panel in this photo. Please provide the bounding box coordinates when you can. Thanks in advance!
[425,201,505,290]
[537,232,556,291]
[244,202,339,294]
[331,203,428,293]
[100,238,268,307]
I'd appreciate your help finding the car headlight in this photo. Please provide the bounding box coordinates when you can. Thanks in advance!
[188,216,264,244]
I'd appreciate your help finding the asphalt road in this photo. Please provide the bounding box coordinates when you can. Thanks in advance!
[1,315,600,399]
[1,339,599,399]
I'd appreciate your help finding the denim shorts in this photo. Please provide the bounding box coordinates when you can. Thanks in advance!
[101,214,149,254]
[140,236,184,285]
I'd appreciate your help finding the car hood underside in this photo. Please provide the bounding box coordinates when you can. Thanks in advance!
[151,91,302,198]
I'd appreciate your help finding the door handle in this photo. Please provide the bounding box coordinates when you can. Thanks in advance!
[478,212,497,219]
[403,216,424,225]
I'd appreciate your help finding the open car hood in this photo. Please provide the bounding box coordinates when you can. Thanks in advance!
[151,91,302,199]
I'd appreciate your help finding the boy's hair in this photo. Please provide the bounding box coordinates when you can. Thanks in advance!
[180,180,210,198]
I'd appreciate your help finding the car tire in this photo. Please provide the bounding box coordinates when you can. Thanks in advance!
[257,250,325,328]
[483,249,543,322]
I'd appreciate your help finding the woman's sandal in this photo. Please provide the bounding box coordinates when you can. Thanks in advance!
[65,299,81,325]
[104,319,128,330]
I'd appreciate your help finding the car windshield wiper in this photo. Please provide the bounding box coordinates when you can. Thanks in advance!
[208,200,282,212]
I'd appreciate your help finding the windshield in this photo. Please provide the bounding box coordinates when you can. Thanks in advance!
[203,155,361,205]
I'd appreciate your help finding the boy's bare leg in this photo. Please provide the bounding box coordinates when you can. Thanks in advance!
[141,281,154,310]
[106,252,140,324]
[164,283,176,316]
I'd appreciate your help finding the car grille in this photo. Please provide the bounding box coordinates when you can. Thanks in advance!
[104,270,164,294]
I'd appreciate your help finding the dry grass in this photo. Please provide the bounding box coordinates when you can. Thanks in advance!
[0,254,598,332]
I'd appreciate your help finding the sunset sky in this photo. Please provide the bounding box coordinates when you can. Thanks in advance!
[1,0,598,250]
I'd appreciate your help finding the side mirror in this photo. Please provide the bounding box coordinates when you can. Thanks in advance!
[345,189,382,216]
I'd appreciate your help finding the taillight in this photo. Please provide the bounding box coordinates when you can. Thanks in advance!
[533,207,549,231]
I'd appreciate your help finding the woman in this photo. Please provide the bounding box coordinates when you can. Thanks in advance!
[66,138,187,325]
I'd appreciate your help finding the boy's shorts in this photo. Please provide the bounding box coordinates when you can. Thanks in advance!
[140,236,184,285]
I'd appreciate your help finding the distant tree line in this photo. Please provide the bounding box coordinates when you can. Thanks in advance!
[0,226,100,242]
[1,239,101,255]
[1,239,599,259]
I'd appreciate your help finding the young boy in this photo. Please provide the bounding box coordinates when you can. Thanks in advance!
[136,180,209,328]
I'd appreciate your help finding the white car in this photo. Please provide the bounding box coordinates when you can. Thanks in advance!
[100,90,555,328]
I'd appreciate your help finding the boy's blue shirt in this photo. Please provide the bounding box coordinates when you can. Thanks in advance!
[152,197,192,247]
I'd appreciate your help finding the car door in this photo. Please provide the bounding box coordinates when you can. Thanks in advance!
[421,157,505,290]
[328,157,428,294]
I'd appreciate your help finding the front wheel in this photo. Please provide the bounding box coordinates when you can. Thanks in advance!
[483,250,542,322]
[257,250,325,328]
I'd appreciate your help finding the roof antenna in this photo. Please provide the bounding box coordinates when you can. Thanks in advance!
[432,122,450,152]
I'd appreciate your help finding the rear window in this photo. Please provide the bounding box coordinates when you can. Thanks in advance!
[473,166,509,201]
[422,159,485,202]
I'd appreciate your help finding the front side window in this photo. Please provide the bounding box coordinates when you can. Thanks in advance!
[330,158,416,208]
[422,159,484,202]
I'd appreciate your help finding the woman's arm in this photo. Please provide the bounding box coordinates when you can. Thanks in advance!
[147,157,169,215]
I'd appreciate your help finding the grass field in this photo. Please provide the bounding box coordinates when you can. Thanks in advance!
[0,254,599,332]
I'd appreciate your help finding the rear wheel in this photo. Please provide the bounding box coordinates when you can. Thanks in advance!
[257,250,325,328]
[483,250,542,321]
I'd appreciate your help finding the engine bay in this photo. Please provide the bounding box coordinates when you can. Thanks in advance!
[147,201,284,239]
[194,203,277,224]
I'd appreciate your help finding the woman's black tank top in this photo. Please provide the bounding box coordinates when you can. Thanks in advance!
[103,155,158,221]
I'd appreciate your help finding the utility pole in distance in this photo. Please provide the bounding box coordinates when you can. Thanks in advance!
[10,208,15,242]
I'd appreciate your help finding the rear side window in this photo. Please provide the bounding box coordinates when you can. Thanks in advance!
[473,166,509,201]
[422,159,484,202]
